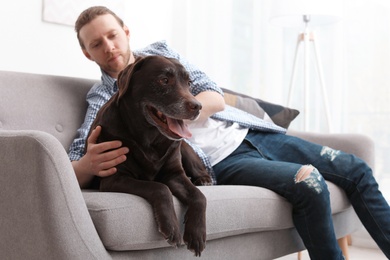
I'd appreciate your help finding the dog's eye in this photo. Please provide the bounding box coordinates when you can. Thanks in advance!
[188,80,193,86]
[159,78,169,85]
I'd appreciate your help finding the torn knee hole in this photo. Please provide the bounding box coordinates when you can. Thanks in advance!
[295,165,315,183]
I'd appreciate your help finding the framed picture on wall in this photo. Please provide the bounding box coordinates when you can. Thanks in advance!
[42,0,126,26]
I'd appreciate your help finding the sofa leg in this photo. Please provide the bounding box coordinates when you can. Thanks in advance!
[297,235,350,260]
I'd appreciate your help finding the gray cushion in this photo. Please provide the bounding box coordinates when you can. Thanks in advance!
[83,182,350,251]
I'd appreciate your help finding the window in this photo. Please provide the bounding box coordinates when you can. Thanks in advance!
[168,0,390,195]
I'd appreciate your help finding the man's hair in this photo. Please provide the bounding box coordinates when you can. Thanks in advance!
[75,6,124,49]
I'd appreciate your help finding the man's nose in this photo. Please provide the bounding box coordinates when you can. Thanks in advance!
[103,39,115,52]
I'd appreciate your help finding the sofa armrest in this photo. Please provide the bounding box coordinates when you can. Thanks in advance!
[0,130,110,259]
[287,129,375,170]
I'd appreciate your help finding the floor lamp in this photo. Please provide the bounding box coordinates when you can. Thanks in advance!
[269,0,342,132]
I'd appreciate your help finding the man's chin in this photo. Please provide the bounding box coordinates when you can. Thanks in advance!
[102,64,126,77]
[114,60,129,70]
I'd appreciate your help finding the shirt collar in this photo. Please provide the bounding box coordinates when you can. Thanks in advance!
[101,69,117,92]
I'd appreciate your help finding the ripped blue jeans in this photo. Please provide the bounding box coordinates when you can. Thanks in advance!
[213,130,390,260]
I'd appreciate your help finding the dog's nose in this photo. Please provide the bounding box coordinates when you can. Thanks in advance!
[188,100,202,112]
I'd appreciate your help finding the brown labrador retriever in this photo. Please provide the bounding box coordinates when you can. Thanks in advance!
[88,55,212,256]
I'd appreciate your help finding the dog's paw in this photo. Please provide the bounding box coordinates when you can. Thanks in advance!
[159,225,182,248]
[193,175,213,186]
[183,230,206,257]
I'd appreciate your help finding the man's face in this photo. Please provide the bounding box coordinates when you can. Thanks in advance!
[79,14,131,78]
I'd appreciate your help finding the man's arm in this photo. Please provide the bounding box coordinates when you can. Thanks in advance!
[194,90,225,121]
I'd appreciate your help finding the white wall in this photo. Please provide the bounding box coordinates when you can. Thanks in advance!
[0,0,269,93]
[1,0,89,78]
[0,0,176,80]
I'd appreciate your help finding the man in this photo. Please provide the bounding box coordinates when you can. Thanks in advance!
[69,6,390,259]
[69,6,225,187]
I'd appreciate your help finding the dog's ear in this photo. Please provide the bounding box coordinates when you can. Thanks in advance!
[116,56,145,103]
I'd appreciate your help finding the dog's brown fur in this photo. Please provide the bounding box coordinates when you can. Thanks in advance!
[88,55,211,256]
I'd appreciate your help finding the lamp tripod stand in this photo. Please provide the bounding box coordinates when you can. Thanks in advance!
[287,15,332,132]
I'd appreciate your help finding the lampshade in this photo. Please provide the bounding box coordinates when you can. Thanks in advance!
[269,0,343,28]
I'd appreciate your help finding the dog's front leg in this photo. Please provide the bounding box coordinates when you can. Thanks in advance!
[161,155,207,257]
[100,173,182,248]
[165,174,207,257]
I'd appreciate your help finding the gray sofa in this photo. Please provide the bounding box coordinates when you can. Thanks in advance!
[0,70,373,259]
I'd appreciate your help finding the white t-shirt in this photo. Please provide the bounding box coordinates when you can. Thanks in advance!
[187,118,248,166]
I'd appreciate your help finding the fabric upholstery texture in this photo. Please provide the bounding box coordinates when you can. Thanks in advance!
[84,183,353,252]
[0,70,368,259]
[0,130,111,260]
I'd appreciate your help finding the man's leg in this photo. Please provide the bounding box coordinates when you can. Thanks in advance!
[213,137,344,259]
[241,131,390,258]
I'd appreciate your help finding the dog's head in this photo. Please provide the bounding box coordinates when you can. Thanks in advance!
[116,55,202,140]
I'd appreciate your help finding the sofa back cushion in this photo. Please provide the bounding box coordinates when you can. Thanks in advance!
[0,70,97,150]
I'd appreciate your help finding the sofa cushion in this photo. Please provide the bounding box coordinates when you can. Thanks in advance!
[222,88,299,129]
[83,182,350,251]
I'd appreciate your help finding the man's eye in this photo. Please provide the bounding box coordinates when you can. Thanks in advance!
[91,43,100,48]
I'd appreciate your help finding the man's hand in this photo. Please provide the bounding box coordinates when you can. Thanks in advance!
[72,126,129,188]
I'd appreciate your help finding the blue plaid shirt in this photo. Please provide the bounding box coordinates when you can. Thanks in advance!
[68,41,286,184]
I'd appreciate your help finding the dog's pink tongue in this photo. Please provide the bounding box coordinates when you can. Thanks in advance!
[166,117,192,138]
